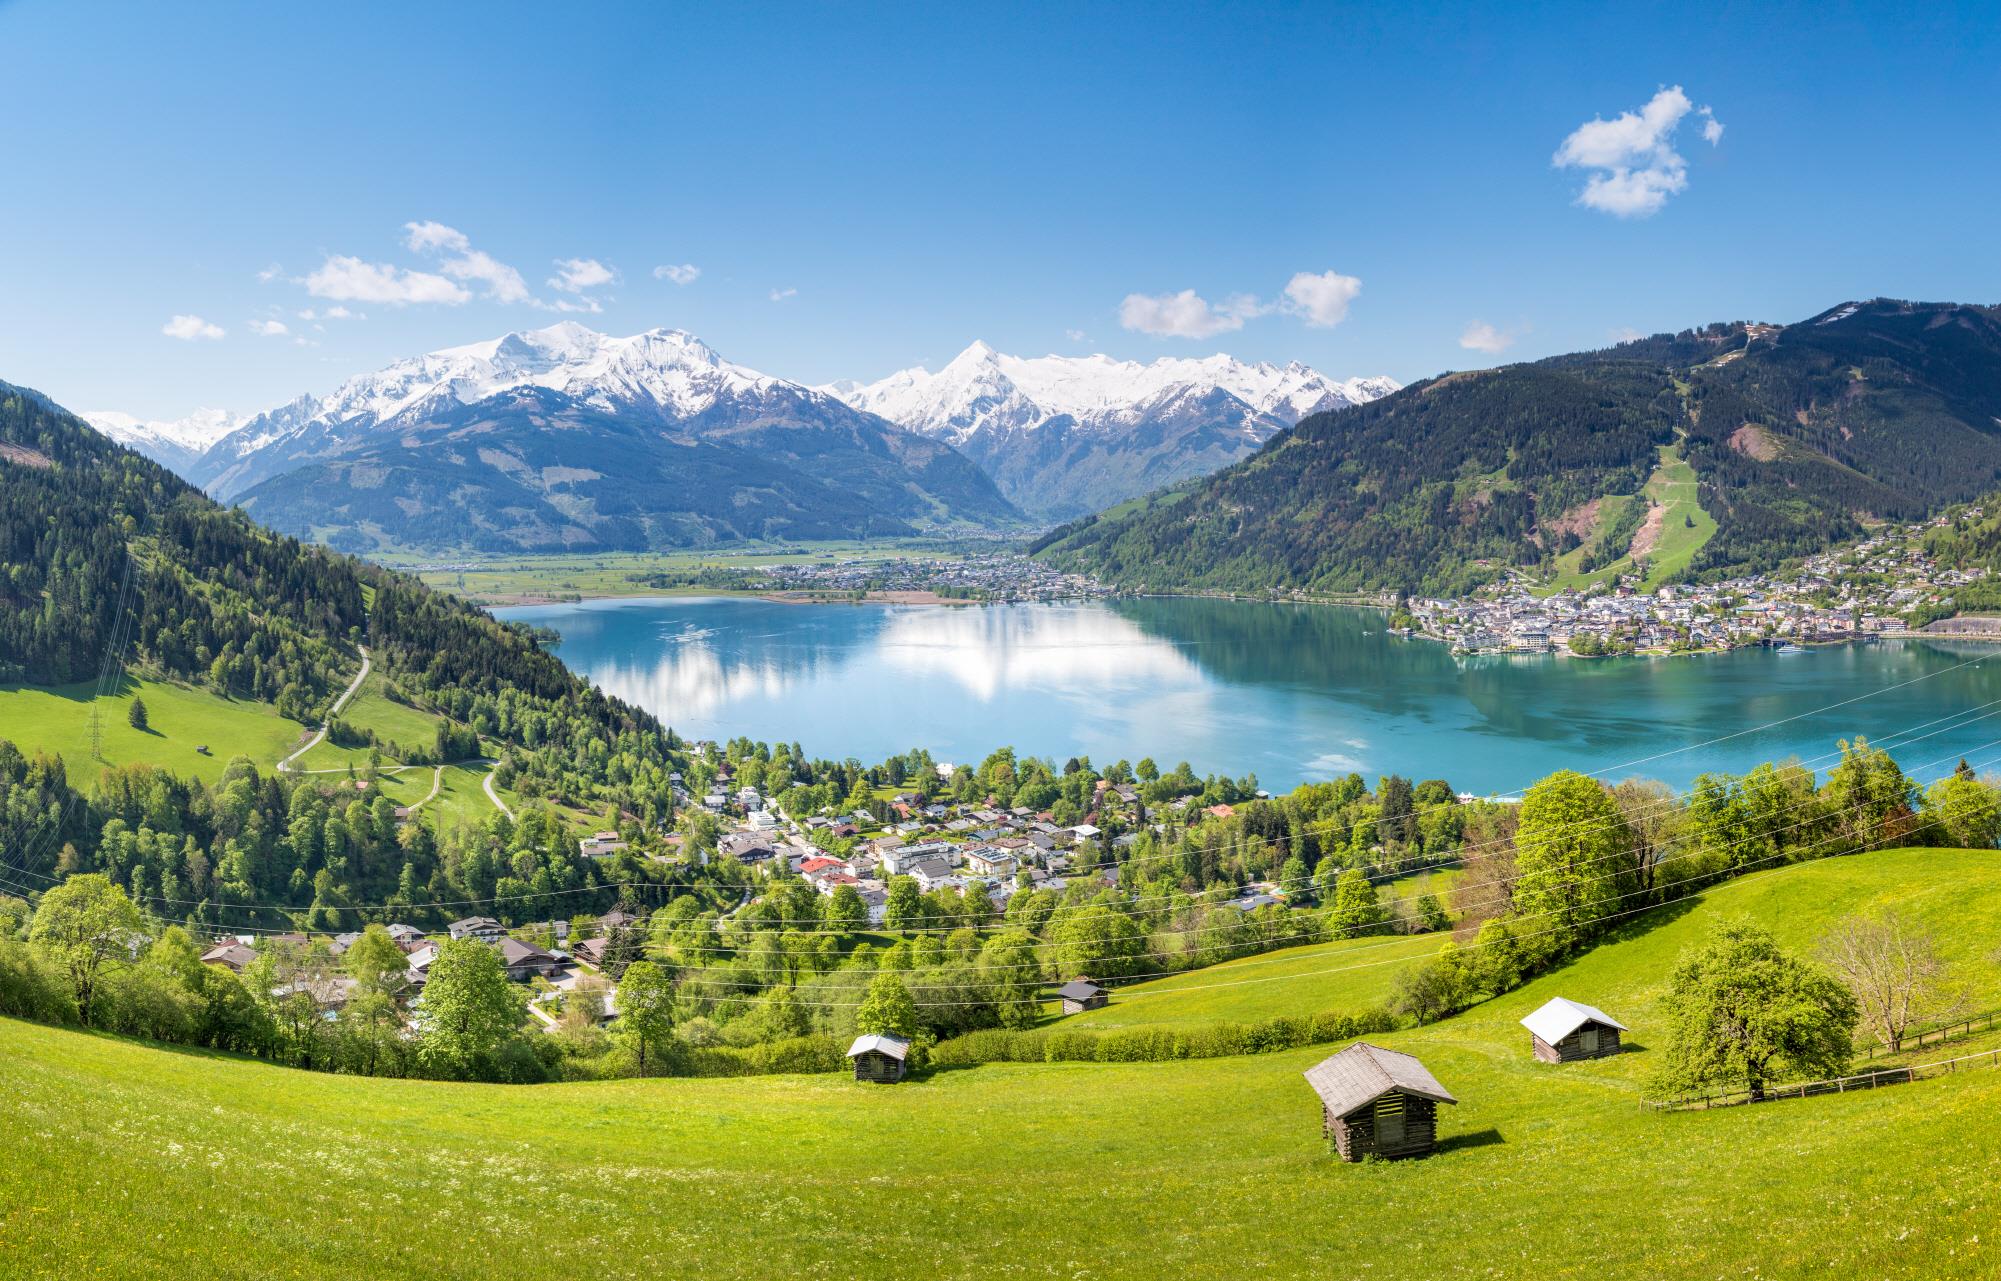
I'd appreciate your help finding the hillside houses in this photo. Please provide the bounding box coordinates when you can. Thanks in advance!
[1407,509,1983,657]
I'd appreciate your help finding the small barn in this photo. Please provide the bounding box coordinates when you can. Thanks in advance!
[1057,979,1108,1014]
[1520,997,1627,1062]
[847,1032,911,1083]
[1303,1042,1458,1161]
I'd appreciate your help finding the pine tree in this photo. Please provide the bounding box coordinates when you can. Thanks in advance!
[126,697,148,731]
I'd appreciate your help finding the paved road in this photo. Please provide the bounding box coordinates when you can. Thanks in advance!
[481,763,515,820]
[276,645,371,774]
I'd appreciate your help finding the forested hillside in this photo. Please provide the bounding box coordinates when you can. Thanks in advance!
[1038,300,2001,594]
[0,380,682,922]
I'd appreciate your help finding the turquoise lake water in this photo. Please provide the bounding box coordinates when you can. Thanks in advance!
[495,595,2001,793]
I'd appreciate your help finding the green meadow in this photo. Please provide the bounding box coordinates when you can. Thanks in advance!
[5,847,2000,1279]
[0,675,306,784]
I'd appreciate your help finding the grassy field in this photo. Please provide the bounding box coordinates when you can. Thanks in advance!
[6,847,2000,1278]
[386,540,976,604]
[1057,931,1441,1029]
[1545,446,1717,594]
[0,675,306,784]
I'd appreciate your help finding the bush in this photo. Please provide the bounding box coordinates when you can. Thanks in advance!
[0,939,76,1024]
[687,1034,847,1077]
[928,1006,1397,1069]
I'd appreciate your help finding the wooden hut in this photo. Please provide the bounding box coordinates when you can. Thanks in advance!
[1520,997,1627,1062]
[847,1033,911,1083]
[1057,979,1108,1014]
[1302,1042,1458,1161]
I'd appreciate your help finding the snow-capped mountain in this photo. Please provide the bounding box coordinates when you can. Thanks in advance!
[826,343,1400,517]
[81,407,242,474]
[195,322,847,499]
[89,323,1019,555]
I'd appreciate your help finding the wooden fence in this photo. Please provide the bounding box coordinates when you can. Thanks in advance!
[1644,1044,2001,1112]
[1854,1008,2001,1062]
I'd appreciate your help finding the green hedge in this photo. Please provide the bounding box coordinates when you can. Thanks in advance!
[685,1034,850,1077]
[930,1007,1397,1068]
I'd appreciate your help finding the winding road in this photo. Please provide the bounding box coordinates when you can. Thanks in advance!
[481,763,515,820]
[271,645,512,821]
[276,645,371,773]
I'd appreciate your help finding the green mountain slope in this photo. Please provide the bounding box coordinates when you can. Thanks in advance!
[6,846,2000,1279]
[0,379,678,916]
[1037,300,2001,594]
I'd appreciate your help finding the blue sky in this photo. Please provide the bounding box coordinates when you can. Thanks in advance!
[1,0,1996,419]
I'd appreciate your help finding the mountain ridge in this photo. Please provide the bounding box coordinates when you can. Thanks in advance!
[1036,299,2001,594]
[826,342,1398,518]
[86,323,1023,554]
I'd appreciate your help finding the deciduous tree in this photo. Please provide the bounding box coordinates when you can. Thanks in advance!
[28,873,141,1025]
[1654,918,1858,1101]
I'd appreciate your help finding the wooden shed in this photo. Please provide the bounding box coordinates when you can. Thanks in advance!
[847,1033,911,1083]
[1056,979,1108,1014]
[1302,1042,1458,1161]
[1520,997,1627,1063]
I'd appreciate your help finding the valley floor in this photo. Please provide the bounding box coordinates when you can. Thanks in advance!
[6,847,2001,1279]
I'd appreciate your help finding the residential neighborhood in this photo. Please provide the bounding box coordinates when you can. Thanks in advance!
[1400,510,1991,657]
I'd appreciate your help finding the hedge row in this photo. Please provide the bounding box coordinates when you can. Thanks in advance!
[929,1007,1398,1068]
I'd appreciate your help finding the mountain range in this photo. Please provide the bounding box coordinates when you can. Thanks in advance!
[1036,299,2001,595]
[826,344,1397,518]
[96,324,1021,554]
[83,325,1393,549]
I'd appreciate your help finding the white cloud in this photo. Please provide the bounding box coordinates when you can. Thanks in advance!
[162,314,224,341]
[1121,269,1361,339]
[1553,86,1723,217]
[653,263,701,285]
[323,305,354,319]
[439,250,530,304]
[1280,270,1362,328]
[1065,328,1088,342]
[403,220,470,254]
[305,255,470,305]
[769,287,797,302]
[250,318,290,337]
[1118,289,1256,339]
[1609,325,1645,344]
[550,257,617,294]
[1458,321,1515,354]
[256,263,283,284]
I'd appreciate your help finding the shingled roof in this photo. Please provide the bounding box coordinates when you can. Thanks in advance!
[1055,980,1104,1001]
[1302,1042,1458,1117]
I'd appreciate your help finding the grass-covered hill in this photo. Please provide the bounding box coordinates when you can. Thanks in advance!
[7,846,2000,1280]
[1036,299,2001,595]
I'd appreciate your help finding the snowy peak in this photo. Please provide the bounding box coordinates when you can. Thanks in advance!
[822,345,1402,518]
[827,346,1401,446]
[83,407,242,454]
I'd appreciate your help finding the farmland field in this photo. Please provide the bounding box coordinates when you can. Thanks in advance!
[5,847,2001,1279]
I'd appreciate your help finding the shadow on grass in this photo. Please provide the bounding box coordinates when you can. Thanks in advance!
[1435,1127,1505,1154]
[1,670,141,705]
